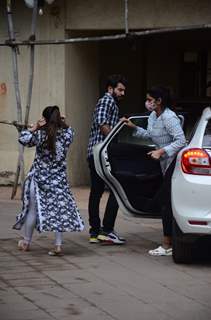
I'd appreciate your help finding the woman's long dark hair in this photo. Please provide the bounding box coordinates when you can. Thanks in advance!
[42,106,68,155]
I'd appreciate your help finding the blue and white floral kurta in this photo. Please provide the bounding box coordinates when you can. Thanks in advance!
[13,127,84,233]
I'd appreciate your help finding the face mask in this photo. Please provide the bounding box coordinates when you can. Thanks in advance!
[145,100,157,112]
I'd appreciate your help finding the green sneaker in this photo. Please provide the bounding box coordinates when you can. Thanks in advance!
[89,235,100,244]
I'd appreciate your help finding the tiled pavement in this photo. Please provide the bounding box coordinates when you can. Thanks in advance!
[0,187,211,320]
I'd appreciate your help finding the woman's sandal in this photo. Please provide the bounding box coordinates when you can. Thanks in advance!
[148,245,172,256]
[18,240,30,251]
[48,249,64,257]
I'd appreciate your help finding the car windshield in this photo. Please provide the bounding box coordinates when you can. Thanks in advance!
[180,111,199,142]
[202,119,211,147]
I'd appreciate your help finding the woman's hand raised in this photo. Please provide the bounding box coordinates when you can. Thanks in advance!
[29,118,46,132]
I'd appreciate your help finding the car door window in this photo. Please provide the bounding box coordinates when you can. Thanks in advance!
[117,117,155,147]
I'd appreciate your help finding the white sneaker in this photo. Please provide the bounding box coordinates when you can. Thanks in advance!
[148,246,172,256]
[98,231,126,245]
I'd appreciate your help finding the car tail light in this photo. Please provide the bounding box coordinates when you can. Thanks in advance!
[181,148,211,175]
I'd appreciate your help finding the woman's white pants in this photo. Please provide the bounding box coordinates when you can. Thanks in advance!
[23,179,63,246]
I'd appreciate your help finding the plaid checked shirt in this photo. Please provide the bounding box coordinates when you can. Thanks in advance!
[87,93,119,158]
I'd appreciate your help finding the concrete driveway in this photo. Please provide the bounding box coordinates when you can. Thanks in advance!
[0,187,211,320]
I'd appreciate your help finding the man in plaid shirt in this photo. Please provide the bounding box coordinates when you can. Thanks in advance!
[87,75,127,244]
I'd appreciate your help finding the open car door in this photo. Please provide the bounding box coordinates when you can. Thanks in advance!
[93,116,164,218]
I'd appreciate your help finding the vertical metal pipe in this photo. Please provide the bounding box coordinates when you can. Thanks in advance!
[124,0,129,34]
[6,0,22,123]
[24,0,38,126]
[6,0,24,198]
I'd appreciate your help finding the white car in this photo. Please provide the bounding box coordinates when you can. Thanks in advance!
[93,107,211,264]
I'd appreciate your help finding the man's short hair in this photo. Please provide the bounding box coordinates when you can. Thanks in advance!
[105,74,127,90]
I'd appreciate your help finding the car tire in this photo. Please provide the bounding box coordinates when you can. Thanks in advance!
[172,218,194,264]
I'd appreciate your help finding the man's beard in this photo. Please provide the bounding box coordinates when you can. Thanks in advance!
[112,93,121,102]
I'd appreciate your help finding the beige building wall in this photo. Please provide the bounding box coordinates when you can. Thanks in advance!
[0,0,65,184]
[65,40,99,185]
[66,0,211,30]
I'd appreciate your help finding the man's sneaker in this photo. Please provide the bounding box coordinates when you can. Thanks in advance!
[89,234,100,244]
[98,231,126,245]
[113,231,126,242]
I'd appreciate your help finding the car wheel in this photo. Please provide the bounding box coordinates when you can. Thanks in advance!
[172,218,194,264]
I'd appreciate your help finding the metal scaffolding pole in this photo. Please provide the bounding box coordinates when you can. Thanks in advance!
[5,0,39,199]
[124,0,129,34]
[6,0,25,198]
[1,24,211,47]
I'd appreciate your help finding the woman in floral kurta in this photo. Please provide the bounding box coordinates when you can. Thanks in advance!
[14,106,84,255]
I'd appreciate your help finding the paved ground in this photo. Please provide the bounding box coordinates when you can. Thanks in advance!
[0,186,211,320]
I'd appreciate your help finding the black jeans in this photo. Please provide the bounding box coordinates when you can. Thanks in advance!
[88,156,119,235]
[160,159,176,237]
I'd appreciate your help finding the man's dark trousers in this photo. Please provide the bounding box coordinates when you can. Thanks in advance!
[88,156,119,235]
